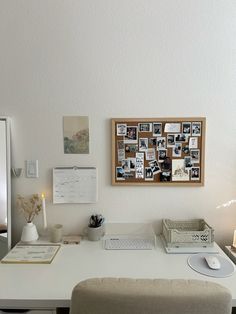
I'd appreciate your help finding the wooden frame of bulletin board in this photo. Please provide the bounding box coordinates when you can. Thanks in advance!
[111,118,206,186]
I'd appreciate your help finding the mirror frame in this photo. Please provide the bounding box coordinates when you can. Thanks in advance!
[0,117,11,252]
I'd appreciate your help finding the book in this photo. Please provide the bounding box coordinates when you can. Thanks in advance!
[1,244,60,264]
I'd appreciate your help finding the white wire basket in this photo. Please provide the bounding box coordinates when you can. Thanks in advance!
[162,219,214,248]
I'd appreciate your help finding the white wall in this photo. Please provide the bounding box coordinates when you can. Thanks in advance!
[0,0,235,246]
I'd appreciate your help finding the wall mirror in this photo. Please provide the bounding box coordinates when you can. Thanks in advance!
[0,117,11,259]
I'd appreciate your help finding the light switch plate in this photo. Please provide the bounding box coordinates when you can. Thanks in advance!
[26,160,39,178]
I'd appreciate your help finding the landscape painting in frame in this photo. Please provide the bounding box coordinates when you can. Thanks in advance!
[63,116,89,154]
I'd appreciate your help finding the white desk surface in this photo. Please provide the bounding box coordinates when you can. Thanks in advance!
[0,237,236,309]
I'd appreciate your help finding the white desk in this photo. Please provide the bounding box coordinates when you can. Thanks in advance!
[0,237,236,309]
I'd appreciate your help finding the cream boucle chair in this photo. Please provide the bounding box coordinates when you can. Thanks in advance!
[70,278,232,314]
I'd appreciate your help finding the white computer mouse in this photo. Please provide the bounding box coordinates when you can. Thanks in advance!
[205,255,221,270]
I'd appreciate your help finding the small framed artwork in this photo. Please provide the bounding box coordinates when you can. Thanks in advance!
[63,116,89,154]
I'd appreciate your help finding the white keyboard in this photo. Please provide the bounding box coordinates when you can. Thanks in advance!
[104,238,154,250]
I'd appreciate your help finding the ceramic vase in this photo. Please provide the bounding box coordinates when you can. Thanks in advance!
[21,222,39,242]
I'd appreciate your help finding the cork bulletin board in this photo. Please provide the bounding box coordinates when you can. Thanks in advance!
[111,118,206,186]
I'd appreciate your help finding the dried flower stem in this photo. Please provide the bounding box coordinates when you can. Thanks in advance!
[17,194,42,223]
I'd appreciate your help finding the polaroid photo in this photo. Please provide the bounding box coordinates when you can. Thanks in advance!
[118,149,125,162]
[190,149,200,163]
[116,167,125,180]
[189,137,198,149]
[128,158,136,171]
[145,167,154,181]
[192,122,201,136]
[182,122,191,135]
[153,123,162,136]
[182,145,190,154]
[164,123,181,133]
[145,148,156,161]
[138,123,152,132]
[161,157,172,171]
[172,159,190,181]
[156,137,166,149]
[121,159,130,172]
[184,156,193,168]
[124,126,138,144]
[175,133,188,143]
[160,171,171,182]
[172,143,182,157]
[167,134,175,147]
[149,138,157,146]
[125,144,138,153]
[117,124,127,136]
[149,160,161,175]
[158,149,167,163]
[139,138,148,151]
[191,167,200,180]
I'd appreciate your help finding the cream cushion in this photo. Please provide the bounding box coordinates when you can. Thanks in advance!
[70,278,232,314]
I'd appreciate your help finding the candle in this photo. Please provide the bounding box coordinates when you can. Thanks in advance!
[233,230,236,248]
[41,193,47,229]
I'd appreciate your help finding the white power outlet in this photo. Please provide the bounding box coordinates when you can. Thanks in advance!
[26,160,39,178]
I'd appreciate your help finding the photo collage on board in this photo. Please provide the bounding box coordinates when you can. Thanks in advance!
[115,120,202,183]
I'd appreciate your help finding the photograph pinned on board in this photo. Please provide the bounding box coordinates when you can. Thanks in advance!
[192,122,201,136]
[172,159,190,181]
[184,156,193,168]
[164,123,181,133]
[175,133,188,143]
[145,167,154,181]
[145,148,156,161]
[156,137,166,149]
[128,158,136,171]
[117,124,127,136]
[117,141,125,162]
[125,144,138,153]
[182,145,190,154]
[158,149,167,162]
[136,152,144,179]
[124,126,138,144]
[149,160,161,175]
[118,149,125,162]
[139,138,148,151]
[172,143,182,157]
[123,172,135,179]
[160,171,171,182]
[161,157,172,171]
[189,137,198,149]
[191,167,200,180]
[63,116,89,154]
[121,159,130,172]
[182,122,191,135]
[117,140,125,150]
[167,134,175,147]
[149,138,157,146]
[138,123,152,132]
[153,123,162,136]
[116,167,125,180]
[190,149,200,163]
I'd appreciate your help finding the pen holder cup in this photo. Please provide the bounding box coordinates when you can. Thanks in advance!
[85,225,105,241]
